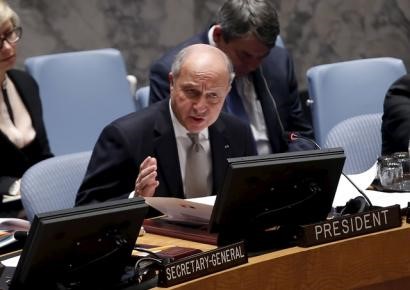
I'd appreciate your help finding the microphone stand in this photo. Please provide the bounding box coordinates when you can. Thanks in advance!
[287,132,373,208]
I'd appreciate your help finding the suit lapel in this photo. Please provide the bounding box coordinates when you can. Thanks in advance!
[224,79,250,123]
[153,103,184,198]
[209,119,231,195]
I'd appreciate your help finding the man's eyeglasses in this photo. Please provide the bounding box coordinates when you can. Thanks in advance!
[0,27,22,49]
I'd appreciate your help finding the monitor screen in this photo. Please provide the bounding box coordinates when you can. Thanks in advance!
[10,197,148,289]
[209,148,345,248]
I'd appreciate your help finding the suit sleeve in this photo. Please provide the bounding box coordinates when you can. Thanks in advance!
[0,176,17,195]
[76,124,138,205]
[382,76,410,154]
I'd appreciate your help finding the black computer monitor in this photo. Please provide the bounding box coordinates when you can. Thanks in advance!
[10,198,148,289]
[209,148,345,249]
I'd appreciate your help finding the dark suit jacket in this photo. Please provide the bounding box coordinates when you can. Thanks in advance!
[0,69,53,194]
[149,29,315,153]
[382,74,410,155]
[76,100,257,205]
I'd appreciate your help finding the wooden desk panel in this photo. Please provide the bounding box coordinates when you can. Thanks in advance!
[138,232,216,252]
[137,222,410,290]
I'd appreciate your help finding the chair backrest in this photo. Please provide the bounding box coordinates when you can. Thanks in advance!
[307,57,406,146]
[126,74,138,97]
[24,48,135,155]
[135,86,150,110]
[20,151,92,221]
[324,113,382,175]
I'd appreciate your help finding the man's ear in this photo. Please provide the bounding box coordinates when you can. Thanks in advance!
[212,25,224,44]
[168,73,174,90]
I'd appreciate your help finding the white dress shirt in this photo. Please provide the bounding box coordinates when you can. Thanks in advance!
[169,101,212,196]
[0,75,36,148]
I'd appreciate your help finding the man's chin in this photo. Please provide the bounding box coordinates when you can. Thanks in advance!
[185,121,207,133]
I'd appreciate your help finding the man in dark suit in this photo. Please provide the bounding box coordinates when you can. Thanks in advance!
[382,74,410,155]
[149,0,314,155]
[76,44,256,205]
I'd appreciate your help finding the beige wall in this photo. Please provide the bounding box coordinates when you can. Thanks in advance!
[10,0,410,90]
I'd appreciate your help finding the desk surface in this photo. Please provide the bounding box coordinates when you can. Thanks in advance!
[138,221,410,290]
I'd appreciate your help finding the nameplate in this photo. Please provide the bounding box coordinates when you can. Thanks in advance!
[158,241,247,287]
[299,205,402,247]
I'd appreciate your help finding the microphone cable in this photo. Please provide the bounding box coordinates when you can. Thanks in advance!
[286,132,373,208]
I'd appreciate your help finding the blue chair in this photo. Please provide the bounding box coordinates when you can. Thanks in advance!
[24,48,135,155]
[306,57,406,146]
[324,113,382,174]
[126,74,138,98]
[20,151,92,221]
[135,86,150,110]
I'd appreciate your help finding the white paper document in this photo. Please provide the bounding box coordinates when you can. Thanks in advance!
[0,218,30,232]
[144,196,216,225]
[333,162,410,208]
[1,255,20,267]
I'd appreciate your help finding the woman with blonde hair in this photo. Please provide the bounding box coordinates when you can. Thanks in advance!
[0,1,52,211]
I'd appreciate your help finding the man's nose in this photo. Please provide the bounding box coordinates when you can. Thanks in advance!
[192,95,208,110]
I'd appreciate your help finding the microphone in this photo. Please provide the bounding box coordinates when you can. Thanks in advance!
[285,131,373,208]
[14,231,28,242]
[285,131,322,149]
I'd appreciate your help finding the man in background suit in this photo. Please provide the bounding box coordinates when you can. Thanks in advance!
[76,44,256,205]
[149,0,315,155]
[382,73,410,155]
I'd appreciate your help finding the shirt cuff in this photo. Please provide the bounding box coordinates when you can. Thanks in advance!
[129,190,135,199]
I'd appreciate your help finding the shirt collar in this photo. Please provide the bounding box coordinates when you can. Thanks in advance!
[168,99,209,140]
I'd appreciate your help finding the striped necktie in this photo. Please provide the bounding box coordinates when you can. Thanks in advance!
[184,133,210,198]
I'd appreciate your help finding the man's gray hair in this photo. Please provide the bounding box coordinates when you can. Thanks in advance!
[171,45,235,85]
[215,0,280,48]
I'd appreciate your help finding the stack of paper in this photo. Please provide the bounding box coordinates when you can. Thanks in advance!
[0,218,30,248]
[144,196,215,225]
